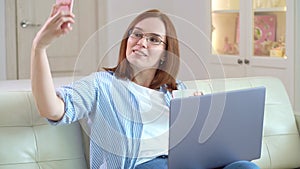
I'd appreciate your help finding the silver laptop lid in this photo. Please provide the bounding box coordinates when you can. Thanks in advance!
[168,87,266,169]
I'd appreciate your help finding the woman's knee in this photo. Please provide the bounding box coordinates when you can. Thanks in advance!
[223,161,260,169]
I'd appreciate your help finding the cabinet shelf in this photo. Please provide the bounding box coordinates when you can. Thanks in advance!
[213,7,286,14]
[254,7,286,13]
[212,9,239,14]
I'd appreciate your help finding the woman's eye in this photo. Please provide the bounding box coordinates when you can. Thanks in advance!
[134,33,143,38]
[149,37,160,43]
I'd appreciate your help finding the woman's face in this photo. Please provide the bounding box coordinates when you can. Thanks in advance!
[126,17,166,72]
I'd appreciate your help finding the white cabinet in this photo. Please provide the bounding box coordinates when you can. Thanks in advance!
[205,0,295,105]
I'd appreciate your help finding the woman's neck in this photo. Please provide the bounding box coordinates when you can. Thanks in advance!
[133,69,156,88]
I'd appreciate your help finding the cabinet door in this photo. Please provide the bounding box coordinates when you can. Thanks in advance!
[248,0,290,72]
[209,0,246,78]
[247,0,294,105]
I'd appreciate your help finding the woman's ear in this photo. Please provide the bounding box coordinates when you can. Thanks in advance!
[160,56,166,65]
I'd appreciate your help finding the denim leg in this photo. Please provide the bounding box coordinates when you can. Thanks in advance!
[135,159,259,169]
[135,158,168,169]
[223,161,260,169]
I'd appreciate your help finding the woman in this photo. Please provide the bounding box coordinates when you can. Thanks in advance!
[31,2,260,169]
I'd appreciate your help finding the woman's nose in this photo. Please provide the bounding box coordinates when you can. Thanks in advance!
[136,37,148,48]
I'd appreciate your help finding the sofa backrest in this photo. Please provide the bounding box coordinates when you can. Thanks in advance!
[0,92,88,169]
[183,76,300,169]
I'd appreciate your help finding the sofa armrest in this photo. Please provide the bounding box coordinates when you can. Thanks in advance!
[295,113,300,134]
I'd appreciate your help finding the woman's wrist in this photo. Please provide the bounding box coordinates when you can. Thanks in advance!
[32,38,48,52]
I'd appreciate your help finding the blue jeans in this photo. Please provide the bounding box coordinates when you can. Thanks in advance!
[135,157,260,169]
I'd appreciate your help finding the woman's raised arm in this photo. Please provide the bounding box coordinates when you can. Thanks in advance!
[31,3,75,121]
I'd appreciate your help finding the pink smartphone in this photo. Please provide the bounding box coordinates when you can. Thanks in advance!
[56,0,74,29]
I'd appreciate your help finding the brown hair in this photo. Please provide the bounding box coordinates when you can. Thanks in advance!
[103,9,180,91]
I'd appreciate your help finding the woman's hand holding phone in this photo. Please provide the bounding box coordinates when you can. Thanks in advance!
[33,1,75,50]
[56,0,74,29]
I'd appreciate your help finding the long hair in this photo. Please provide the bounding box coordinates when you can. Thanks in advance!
[103,9,180,91]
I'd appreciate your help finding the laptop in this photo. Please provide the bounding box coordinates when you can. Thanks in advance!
[168,87,266,169]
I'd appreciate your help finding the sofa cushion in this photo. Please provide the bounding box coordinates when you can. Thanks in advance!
[0,92,88,169]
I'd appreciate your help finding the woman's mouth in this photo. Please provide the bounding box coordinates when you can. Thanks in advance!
[133,50,147,57]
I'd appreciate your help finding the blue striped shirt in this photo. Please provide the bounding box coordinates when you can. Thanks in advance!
[50,71,186,169]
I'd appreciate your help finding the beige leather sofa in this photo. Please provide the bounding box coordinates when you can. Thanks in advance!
[0,76,300,169]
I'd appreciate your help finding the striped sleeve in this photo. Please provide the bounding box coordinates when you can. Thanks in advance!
[49,73,100,125]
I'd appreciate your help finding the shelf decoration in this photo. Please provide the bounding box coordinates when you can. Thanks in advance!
[236,14,277,56]
[253,15,276,56]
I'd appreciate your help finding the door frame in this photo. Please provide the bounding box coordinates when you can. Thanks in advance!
[5,0,18,80]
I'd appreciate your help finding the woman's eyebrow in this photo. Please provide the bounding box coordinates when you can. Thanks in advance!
[133,27,165,37]
[149,33,164,38]
[133,27,143,31]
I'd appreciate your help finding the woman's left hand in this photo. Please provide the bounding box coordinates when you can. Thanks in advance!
[193,91,204,96]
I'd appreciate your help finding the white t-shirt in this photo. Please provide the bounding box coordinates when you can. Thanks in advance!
[128,81,169,165]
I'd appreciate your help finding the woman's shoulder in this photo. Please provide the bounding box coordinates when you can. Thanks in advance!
[73,71,115,88]
[93,71,126,87]
[93,71,115,80]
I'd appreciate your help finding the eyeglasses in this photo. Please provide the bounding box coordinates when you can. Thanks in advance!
[128,29,167,46]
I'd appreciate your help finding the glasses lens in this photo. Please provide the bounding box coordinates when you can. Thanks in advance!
[130,29,142,39]
[129,29,165,45]
[147,35,162,45]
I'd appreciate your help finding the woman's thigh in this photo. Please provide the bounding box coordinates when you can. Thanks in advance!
[135,158,259,169]
[223,161,260,169]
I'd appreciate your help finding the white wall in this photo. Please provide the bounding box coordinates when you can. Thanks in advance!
[0,0,6,80]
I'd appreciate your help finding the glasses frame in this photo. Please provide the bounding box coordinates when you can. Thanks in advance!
[128,29,167,46]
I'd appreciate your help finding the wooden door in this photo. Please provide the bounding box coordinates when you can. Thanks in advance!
[16,0,99,79]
